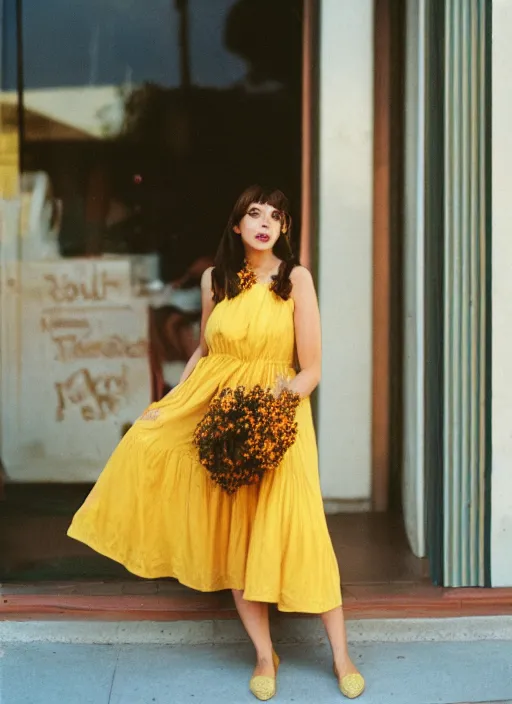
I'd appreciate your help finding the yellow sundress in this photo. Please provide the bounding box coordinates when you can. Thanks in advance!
[67,281,342,613]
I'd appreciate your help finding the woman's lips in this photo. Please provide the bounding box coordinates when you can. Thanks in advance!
[256,234,270,242]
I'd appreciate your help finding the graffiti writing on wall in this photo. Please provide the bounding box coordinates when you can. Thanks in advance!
[41,316,90,333]
[52,333,147,362]
[55,366,128,421]
[40,313,148,362]
[44,270,121,304]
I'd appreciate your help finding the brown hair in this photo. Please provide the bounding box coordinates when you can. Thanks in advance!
[211,185,297,302]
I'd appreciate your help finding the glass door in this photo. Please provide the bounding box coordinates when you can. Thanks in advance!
[1,0,304,582]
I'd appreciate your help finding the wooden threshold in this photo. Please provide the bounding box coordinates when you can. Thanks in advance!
[2,583,512,621]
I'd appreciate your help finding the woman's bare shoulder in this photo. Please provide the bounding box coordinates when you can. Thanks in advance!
[290,265,315,290]
[201,266,214,290]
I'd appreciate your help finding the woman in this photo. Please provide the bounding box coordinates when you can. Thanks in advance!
[68,185,365,700]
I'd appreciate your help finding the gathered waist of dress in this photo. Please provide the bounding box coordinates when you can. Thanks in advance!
[207,351,294,369]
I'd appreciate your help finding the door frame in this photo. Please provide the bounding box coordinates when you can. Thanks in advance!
[372,0,406,512]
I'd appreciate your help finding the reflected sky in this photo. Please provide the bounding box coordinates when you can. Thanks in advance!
[2,0,247,91]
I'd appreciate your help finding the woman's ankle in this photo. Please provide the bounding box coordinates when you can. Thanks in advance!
[255,648,274,665]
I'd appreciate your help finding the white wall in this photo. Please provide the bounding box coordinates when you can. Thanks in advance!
[317,0,373,501]
[491,0,512,586]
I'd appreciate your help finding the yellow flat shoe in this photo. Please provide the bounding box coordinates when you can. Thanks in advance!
[249,650,280,701]
[334,665,365,699]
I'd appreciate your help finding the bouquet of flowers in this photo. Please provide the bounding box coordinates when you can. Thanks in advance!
[193,383,301,494]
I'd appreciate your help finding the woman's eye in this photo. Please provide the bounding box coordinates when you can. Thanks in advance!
[248,209,260,217]
[272,211,281,221]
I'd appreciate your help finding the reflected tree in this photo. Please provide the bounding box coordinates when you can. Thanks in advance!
[97,0,304,277]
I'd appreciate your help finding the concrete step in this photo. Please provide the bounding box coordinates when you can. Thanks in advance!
[1,615,512,645]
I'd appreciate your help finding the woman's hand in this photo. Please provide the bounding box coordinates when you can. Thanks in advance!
[273,373,293,398]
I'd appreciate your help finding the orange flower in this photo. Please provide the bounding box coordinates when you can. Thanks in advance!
[193,385,301,494]
[237,262,258,293]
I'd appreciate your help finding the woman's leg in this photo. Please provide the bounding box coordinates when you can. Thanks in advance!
[232,589,276,677]
[321,606,360,677]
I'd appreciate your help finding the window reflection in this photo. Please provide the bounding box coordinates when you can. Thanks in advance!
[1,0,303,580]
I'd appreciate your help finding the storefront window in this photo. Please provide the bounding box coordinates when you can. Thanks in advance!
[0,0,303,580]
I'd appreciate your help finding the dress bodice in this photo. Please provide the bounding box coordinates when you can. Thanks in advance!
[205,284,295,367]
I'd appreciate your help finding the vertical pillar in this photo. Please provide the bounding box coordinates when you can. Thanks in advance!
[491,0,512,587]
[317,0,373,503]
[442,0,490,587]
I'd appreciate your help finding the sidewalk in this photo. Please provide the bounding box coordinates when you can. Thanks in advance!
[1,640,512,704]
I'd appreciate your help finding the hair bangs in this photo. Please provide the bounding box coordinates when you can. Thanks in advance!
[233,185,290,225]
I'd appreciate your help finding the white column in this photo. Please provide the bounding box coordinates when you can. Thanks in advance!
[317,0,374,502]
[492,0,512,586]
[402,0,426,557]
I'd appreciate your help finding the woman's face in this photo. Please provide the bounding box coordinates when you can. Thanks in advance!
[234,202,283,252]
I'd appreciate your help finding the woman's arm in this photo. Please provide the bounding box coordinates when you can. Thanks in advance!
[287,266,322,398]
[179,267,215,384]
